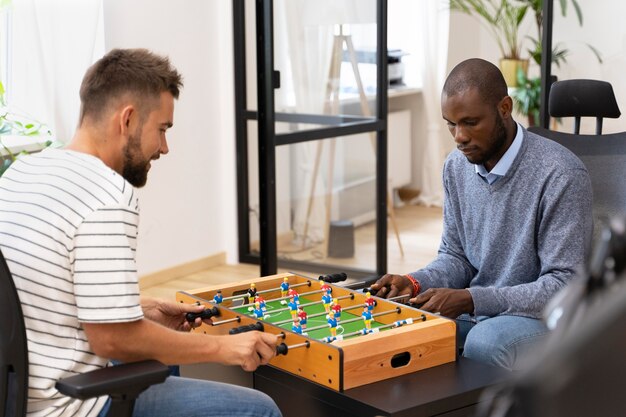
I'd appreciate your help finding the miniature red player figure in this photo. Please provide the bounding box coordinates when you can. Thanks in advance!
[288,298,298,320]
[297,306,308,329]
[292,318,303,335]
[330,298,342,321]
[319,278,332,295]
[247,283,257,304]
[362,306,373,330]
[212,289,223,304]
[252,302,265,320]
[287,288,300,305]
[321,292,332,313]
[327,311,338,337]
[255,295,267,311]
[364,291,375,312]
[280,277,290,298]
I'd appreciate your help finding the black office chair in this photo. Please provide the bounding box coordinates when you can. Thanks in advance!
[529,129,626,249]
[547,79,621,134]
[0,248,170,417]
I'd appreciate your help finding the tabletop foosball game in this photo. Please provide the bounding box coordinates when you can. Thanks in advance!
[176,272,456,391]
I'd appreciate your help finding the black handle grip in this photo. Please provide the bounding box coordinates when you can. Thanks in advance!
[319,272,347,283]
[276,343,288,356]
[186,306,220,323]
[228,322,264,335]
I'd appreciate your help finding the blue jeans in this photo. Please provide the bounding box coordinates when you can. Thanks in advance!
[456,314,549,371]
[97,374,281,417]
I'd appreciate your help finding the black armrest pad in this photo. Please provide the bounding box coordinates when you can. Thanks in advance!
[55,360,169,399]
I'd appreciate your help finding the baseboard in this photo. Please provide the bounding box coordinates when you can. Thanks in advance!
[139,252,226,290]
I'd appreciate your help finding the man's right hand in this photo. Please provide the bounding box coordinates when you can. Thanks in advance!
[219,331,278,372]
[370,274,413,299]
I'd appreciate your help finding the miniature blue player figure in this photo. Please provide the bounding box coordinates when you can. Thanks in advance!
[297,306,308,329]
[212,289,223,304]
[291,318,303,335]
[364,291,375,312]
[288,298,298,320]
[255,295,267,311]
[321,292,332,313]
[252,302,265,320]
[247,282,257,304]
[287,288,300,305]
[280,277,290,298]
[362,306,373,330]
[327,311,338,337]
[330,298,342,321]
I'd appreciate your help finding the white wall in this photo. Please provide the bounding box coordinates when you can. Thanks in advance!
[103,1,238,275]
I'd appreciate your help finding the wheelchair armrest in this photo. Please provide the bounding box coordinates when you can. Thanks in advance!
[55,360,169,399]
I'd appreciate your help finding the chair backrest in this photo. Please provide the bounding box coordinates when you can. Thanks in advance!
[0,249,28,417]
[530,127,626,246]
[549,79,621,134]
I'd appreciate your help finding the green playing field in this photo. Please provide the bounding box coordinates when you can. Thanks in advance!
[230,296,384,340]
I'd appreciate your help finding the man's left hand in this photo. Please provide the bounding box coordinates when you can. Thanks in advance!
[410,288,474,319]
[142,298,208,331]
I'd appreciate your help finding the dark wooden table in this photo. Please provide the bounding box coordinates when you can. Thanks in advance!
[254,357,510,417]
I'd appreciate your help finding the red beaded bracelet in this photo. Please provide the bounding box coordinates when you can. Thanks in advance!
[404,274,421,298]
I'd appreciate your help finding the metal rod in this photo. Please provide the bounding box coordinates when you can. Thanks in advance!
[332,315,426,341]
[243,294,354,315]
[255,280,312,296]
[305,307,401,333]
[388,294,411,303]
[286,342,309,350]
[213,280,312,303]
[212,317,242,326]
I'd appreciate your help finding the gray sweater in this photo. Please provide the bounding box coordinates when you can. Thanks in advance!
[409,128,593,318]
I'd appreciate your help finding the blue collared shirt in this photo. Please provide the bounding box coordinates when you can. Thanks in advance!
[475,122,524,184]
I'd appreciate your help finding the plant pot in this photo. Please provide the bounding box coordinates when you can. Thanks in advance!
[499,58,529,87]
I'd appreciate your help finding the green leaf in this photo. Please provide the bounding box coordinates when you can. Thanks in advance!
[0,158,12,177]
[571,0,583,25]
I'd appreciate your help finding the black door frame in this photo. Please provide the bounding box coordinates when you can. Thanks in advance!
[233,0,389,278]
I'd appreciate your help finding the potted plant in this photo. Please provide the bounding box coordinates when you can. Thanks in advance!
[449,0,530,86]
[511,0,601,126]
[520,0,601,68]
[0,81,53,176]
[510,67,541,127]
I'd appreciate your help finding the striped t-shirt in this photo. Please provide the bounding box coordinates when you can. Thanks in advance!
[0,148,144,417]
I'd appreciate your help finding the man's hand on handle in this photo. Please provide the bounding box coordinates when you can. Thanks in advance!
[370,274,413,299]
[411,288,474,319]
[371,275,474,318]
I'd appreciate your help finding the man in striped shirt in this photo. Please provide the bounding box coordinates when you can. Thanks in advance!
[0,49,281,417]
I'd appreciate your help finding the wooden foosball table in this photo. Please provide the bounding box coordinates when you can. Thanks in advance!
[176,272,457,391]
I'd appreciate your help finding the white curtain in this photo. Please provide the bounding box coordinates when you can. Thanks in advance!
[416,0,450,207]
[277,1,341,245]
[9,0,104,142]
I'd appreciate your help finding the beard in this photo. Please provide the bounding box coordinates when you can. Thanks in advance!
[122,129,151,187]
[467,111,508,167]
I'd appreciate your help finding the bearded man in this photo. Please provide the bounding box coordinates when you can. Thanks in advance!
[372,58,593,371]
[0,48,281,417]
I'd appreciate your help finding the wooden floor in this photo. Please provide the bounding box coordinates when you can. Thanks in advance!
[142,205,443,300]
